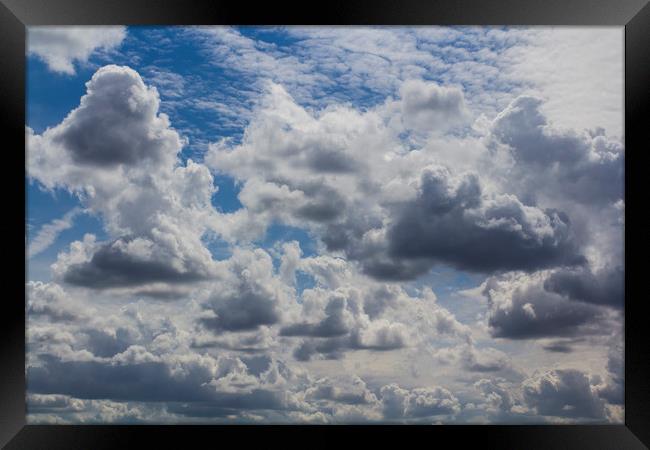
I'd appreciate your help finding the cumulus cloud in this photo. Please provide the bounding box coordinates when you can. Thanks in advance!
[206,82,599,284]
[522,369,607,420]
[482,271,611,339]
[199,249,290,332]
[31,65,182,170]
[27,281,82,322]
[26,25,625,425]
[380,384,460,420]
[28,26,126,75]
[490,96,624,207]
[59,236,210,289]
[387,166,584,275]
[29,66,219,291]
[283,288,411,361]
[544,265,623,308]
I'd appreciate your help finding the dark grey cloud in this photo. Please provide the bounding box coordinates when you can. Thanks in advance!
[542,342,575,353]
[362,285,400,319]
[359,257,433,282]
[295,202,342,223]
[305,147,359,173]
[83,328,133,358]
[292,337,349,361]
[191,333,270,353]
[292,181,346,223]
[200,287,280,332]
[165,396,285,419]
[51,65,181,167]
[544,266,623,308]
[523,369,607,420]
[28,356,212,402]
[387,168,585,275]
[27,355,294,417]
[291,330,406,362]
[484,274,605,340]
[62,238,206,289]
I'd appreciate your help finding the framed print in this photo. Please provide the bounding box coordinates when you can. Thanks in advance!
[1,0,649,448]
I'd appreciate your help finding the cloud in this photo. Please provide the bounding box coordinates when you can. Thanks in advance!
[28,352,290,407]
[544,265,623,308]
[502,28,624,139]
[597,334,623,405]
[28,26,126,75]
[483,271,609,339]
[386,166,585,275]
[285,293,411,361]
[206,84,609,284]
[29,66,219,291]
[474,378,516,415]
[397,79,469,132]
[490,95,624,208]
[27,281,82,322]
[522,369,607,420]
[49,65,181,168]
[278,254,468,361]
[25,27,625,424]
[380,384,460,420]
[28,208,82,258]
[60,236,209,289]
[199,248,293,333]
[304,376,378,405]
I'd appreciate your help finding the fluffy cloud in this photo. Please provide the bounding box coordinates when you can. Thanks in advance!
[28,27,126,75]
[380,384,460,420]
[29,65,182,177]
[544,265,623,308]
[490,96,624,208]
[522,369,607,420]
[60,236,210,288]
[199,249,292,332]
[387,167,584,275]
[206,82,597,284]
[27,281,82,322]
[26,26,625,424]
[281,284,412,361]
[28,66,219,291]
[482,271,612,339]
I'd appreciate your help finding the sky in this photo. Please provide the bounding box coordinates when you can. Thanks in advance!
[25,25,624,424]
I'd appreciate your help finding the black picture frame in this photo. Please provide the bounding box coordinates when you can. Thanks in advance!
[1,0,648,448]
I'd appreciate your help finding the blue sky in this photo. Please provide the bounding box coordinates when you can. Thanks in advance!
[25,26,624,424]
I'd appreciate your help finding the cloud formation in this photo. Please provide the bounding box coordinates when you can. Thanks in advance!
[28,27,126,74]
[26,25,624,425]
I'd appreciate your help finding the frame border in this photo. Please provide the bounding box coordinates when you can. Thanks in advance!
[1,1,648,448]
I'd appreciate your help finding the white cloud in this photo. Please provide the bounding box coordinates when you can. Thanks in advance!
[28,208,82,258]
[28,26,127,75]
[503,27,624,139]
